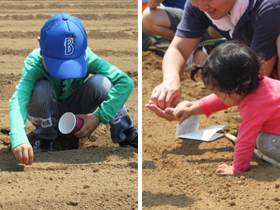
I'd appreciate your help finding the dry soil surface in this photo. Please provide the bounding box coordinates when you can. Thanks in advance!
[0,1,138,209]
[142,48,280,210]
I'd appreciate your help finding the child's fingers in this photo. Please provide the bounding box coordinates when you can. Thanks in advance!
[15,150,23,164]
[27,147,34,165]
[216,168,225,174]
[178,116,186,125]
[216,164,234,175]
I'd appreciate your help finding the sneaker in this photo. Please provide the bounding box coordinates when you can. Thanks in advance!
[33,139,53,154]
[53,133,79,151]
[142,34,152,51]
[119,127,138,149]
[150,36,171,48]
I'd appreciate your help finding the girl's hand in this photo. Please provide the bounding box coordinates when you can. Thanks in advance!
[165,101,194,124]
[216,163,234,175]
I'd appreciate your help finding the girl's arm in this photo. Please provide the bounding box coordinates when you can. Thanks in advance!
[198,94,229,117]
[232,107,265,173]
[167,93,230,124]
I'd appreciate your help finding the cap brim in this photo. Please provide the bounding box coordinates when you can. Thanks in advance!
[43,52,87,79]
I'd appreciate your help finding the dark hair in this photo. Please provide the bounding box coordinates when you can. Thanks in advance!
[191,40,263,95]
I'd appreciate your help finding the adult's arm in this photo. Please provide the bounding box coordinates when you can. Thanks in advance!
[260,55,277,77]
[250,8,280,75]
[151,36,200,110]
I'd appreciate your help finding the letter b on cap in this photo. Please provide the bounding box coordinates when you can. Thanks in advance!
[64,37,74,55]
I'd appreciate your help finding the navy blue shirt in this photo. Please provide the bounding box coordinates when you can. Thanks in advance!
[163,0,186,10]
[176,0,280,60]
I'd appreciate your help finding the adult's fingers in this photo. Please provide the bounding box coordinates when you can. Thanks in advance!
[151,87,161,107]
[146,103,175,121]
[165,107,175,115]
[157,90,168,110]
[166,90,181,108]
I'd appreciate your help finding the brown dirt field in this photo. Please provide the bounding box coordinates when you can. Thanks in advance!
[142,49,280,210]
[0,1,138,209]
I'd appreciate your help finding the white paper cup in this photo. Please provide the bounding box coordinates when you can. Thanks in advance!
[58,112,84,134]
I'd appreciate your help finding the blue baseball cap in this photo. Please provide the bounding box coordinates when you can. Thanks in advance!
[40,13,87,79]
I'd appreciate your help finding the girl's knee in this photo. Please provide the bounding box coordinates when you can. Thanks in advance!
[256,132,280,162]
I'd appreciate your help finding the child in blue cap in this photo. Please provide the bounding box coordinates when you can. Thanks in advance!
[9,13,138,165]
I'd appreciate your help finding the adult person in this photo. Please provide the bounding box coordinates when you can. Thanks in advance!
[142,0,186,50]
[143,0,186,40]
[146,0,280,119]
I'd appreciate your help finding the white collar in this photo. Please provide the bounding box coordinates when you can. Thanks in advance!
[205,0,249,37]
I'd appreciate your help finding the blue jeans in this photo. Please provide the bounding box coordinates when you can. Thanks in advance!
[27,75,134,143]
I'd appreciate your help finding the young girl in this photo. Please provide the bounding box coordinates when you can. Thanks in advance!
[166,40,280,175]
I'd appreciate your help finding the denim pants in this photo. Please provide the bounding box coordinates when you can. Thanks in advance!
[27,74,134,143]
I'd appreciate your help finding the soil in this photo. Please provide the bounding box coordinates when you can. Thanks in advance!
[142,48,280,210]
[0,1,138,209]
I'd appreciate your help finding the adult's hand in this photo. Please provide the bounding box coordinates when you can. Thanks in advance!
[74,113,101,138]
[151,37,199,110]
[13,143,34,165]
[145,101,176,121]
[151,79,181,110]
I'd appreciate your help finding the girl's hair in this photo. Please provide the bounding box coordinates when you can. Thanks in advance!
[191,40,263,95]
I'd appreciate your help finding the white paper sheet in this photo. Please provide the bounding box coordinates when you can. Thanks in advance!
[176,115,226,142]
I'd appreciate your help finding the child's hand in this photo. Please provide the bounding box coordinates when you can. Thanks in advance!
[173,107,193,124]
[176,101,193,109]
[74,113,101,138]
[13,143,34,165]
[216,163,234,175]
[165,101,194,124]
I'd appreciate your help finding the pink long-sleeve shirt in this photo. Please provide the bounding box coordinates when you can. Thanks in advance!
[198,76,280,173]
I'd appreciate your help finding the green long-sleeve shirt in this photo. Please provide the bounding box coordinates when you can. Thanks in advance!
[9,47,134,149]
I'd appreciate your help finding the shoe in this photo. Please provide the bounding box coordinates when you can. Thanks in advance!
[33,139,53,154]
[119,127,138,149]
[150,36,171,48]
[53,133,79,151]
[142,34,152,51]
[197,38,227,55]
